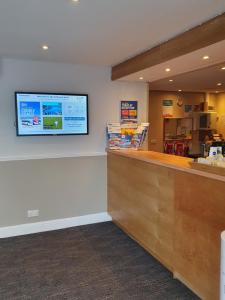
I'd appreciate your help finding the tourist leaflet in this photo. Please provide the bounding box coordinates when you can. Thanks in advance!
[107,123,149,150]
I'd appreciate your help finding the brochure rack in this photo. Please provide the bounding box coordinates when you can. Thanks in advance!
[107,122,149,150]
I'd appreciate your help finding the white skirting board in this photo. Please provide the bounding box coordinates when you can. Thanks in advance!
[0,212,112,238]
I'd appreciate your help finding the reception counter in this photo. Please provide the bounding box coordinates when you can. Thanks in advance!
[107,150,225,300]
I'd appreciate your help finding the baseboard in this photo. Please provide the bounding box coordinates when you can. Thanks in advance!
[0,212,112,238]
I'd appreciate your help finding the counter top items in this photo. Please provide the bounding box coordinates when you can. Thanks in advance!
[201,141,225,157]
[192,153,225,175]
[196,146,225,168]
[190,160,225,177]
[107,122,149,150]
[191,144,225,176]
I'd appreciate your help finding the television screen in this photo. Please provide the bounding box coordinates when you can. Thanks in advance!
[15,92,88,136]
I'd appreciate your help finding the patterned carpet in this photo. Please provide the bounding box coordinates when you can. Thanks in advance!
[0,222,199,300]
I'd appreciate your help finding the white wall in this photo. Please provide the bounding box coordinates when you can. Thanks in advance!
[0,58,148,231]
[0,58,148,160]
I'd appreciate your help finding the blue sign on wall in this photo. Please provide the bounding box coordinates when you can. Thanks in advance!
[121,101,138,121]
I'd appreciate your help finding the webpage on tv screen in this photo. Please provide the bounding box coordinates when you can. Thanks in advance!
[17,94,87,135]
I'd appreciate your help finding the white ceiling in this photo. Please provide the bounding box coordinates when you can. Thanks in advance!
[148,62,225,93]
[0,0,224,66]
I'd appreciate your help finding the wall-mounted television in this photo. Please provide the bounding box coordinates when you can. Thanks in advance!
[15,92,89,136]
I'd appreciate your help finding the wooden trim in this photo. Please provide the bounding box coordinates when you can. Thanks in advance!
[149,89,206,95]
[112,12,225,80]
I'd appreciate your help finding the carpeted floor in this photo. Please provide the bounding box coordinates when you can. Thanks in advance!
[0,222,199,300]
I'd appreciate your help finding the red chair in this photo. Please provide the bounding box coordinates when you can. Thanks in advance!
[164,142,174,154]
[174,142,184,156]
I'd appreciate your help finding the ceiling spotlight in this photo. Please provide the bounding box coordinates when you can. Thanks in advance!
[178,89,182,92]
[165,68,171,72]
[203,55,209,60]
[169,79,173,82]
[217,83,222,86]
[139,77,144,80]
[72,0,79,2]
[42,45,49,50]
[221,67,225,70]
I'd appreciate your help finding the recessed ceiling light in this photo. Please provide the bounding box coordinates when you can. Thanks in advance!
[139,77,144,80]
[221,67,225,70]
[165,68,171,72]
[217,83,222,86]
[72,0,79,2]
[169,79,173,82]
[42,45,49,50]
[203,55,209,60]
[178,89,182,92]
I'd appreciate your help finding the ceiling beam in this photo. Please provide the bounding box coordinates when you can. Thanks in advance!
[111,12,225,81]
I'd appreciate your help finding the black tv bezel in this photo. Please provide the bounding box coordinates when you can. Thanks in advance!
[15,91,89,136]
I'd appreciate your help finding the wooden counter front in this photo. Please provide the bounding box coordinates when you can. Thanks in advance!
[107,150,225,300]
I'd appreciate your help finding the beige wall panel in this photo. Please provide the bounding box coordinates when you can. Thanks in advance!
[0,156,107,227]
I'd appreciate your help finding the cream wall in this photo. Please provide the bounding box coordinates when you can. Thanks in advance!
[0,156,106,227]
[149,90,205,152]
[212,92,225,138]
[0,58,148,229]
[0,58,148,159]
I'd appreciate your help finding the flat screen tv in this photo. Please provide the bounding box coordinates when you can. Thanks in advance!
[15,92,89,136]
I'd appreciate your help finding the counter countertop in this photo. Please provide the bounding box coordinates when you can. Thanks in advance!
[107,149,225,182]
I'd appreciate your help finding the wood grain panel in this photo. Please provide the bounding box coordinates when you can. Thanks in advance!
[112,13,225,80]
[174,172,225,300]
[190,161,225,177]
[108,150,225,299]
[108,153,175,270]
[108,149,225,182]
